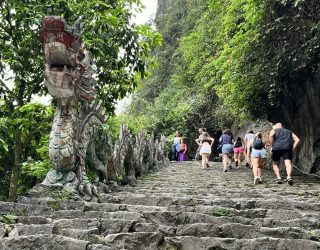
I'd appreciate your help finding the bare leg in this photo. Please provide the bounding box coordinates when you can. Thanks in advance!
[251,158,259,177]
[245,147,250,164]
[201,154,206,169]
[258,158,265,177]
[234,153,239,167]
[239,152,243,165]
[284,159,292,178]
[222,154,228,170]
[273,161,281,179]
[205,155,209,164]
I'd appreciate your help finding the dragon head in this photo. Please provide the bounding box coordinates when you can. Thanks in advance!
[40,16,95,103]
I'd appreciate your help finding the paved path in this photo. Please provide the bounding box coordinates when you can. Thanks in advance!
[1,162,320,249]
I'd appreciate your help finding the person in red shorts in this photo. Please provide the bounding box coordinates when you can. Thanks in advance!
[178,138,187,161]
[233,137,244,168]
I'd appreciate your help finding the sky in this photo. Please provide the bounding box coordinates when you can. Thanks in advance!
[115,0,158,114]
[133,0,158,25]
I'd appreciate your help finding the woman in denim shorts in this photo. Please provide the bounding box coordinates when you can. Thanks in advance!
[249,132,267,185]
[219,129,234,172]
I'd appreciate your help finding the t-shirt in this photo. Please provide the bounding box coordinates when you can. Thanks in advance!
[220,134,233,145]
[173,137,180,144]
[234,140,242,148]
[245,133,255,145]
[180,143,187,152]
[272,128,293,150]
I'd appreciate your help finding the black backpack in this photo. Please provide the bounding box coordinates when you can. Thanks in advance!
[252,138,264,150]
[234,141,242,147]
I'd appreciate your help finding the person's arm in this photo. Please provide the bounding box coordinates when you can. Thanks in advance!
[269,129,275,152]
[209,137,214,146]
[246,141,252,163]
[292,133,300,151]
[195,138,201,145]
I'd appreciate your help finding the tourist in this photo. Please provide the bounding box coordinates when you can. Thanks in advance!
[178,138,187,161]
[269,123,300,185]
[199,132,214,169]
[219,129,234,172]
[233,137,244,168]
[244,130,255,167]
[172,131,181,161]
[195,128,205,160]
[249,132,267,185]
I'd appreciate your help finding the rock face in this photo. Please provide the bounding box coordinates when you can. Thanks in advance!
[268,73,320,174]
[1,162,320,249]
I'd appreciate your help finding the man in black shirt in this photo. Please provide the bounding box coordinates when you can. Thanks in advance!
[269,123,300,185]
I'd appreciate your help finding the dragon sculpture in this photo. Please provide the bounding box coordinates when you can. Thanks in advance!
[40,16,106,198]
[39,16,169,200]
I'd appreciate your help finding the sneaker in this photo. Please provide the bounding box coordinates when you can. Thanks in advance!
[258,177,262,184]
[206,163,210,168]
[276,178,283,184]
[229,165,233,170]
[245,162,249,168]
[235,161,239,168]
[223,169,228,173]
[287,178,294,186]
[253,177,259,185]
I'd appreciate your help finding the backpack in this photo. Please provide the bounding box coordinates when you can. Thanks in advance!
[234,141,242,148]
[252,138,264,150]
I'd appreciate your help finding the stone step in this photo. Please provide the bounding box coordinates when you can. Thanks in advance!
[0,234,89,250]
[2,162,319,249]
[98,193,320,213]
[104,232,164,250]
[7,223,54,237]
[0,201,53,217]
[161,236,320,250]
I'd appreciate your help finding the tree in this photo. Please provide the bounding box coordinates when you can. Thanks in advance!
[0,0,160,201]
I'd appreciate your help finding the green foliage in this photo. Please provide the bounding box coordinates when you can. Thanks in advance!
[308,231,320,242]
[0,103,54,197]
[0,0,161,110]
[105,115,121,142]
[123,0,320,157]
[21,135,51,181]
[0,214,18,224]
[212,208,232,217]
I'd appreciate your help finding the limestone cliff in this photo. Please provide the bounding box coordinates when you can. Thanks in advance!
[269,73,320,174]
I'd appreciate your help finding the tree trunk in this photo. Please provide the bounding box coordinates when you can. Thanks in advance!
[8,128,22,202]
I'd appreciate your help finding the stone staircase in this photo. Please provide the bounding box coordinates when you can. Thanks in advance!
[1,161,320,249]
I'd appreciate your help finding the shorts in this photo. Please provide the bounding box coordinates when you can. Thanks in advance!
[272,149,292,161]
[234,147,244,154]
[200,144,212,155]
[251,148,267,158]
[222,144,233,154]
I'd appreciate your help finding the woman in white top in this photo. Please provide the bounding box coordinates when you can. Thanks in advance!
[199,132,214,170]
[172,131,181,161]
